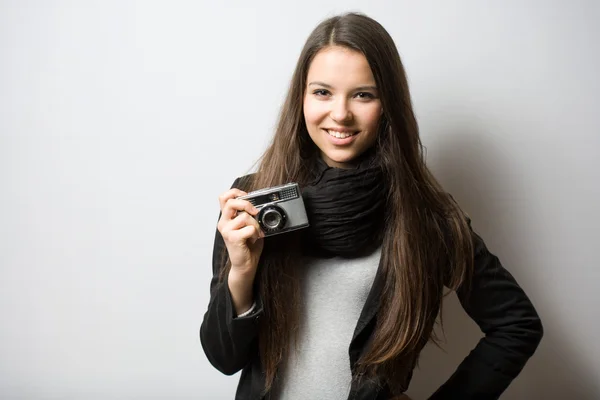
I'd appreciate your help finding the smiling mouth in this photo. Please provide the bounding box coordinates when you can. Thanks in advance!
[324,129,359,139]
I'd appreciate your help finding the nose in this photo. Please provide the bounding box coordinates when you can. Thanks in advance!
[330,98,353,123]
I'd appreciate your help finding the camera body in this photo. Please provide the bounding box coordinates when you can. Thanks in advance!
[237,183,309,237]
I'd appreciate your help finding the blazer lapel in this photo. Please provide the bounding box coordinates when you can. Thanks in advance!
[351,256,385,343]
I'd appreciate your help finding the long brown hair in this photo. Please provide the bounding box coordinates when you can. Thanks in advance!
[220,12,473,394]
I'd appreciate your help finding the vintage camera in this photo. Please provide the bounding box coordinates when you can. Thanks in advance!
[237,183,309,237]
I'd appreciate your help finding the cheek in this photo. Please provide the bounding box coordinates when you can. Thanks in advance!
[361,107,383,131]
[303,98,326,126]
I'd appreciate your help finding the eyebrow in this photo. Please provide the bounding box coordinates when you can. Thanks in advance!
[308,81,378,91]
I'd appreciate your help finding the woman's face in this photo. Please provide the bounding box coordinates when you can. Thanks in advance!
[303,46,382,168]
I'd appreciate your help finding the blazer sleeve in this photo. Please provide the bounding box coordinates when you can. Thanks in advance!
[199,177,264,376]
[429,221,544,399]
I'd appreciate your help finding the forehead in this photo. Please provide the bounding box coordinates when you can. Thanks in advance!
[306,46,376,85]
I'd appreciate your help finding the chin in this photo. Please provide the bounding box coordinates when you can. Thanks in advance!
[324,153,359,168]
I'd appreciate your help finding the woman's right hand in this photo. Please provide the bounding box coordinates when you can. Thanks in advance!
[217,188,265,277]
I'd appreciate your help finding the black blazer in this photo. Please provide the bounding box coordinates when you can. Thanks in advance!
[200,178,543,400]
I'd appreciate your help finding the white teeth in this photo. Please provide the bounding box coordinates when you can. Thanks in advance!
[327,130,355,139]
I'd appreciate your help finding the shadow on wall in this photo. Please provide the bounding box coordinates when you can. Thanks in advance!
[405,128,598,399]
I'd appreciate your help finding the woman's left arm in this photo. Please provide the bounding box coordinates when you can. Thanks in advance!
[429,222,544,399]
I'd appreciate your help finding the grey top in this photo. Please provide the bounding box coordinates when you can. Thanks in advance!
[271,247,382,400]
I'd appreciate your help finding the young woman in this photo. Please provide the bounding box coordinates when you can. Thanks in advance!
[200,12,543,400]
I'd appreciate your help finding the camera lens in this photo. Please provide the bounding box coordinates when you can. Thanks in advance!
[263,210,281,228]
[258,205,287,232]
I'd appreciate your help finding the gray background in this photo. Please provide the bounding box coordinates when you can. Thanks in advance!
[1,0,599,399]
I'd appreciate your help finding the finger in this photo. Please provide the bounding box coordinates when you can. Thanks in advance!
[223,198,259,220]
[218,189,247,211]
[228,224,260,244]
[228,211,262,233]
[218,208,260,238]
[223,215,264,244]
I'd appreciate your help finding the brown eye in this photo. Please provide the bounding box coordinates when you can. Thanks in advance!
[313,89,330,97]
[355,92,375,99]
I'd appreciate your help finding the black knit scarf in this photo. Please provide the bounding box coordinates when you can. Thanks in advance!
[301,152,387,258]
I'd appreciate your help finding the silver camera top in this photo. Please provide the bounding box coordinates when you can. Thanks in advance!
[237,183,301,206]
